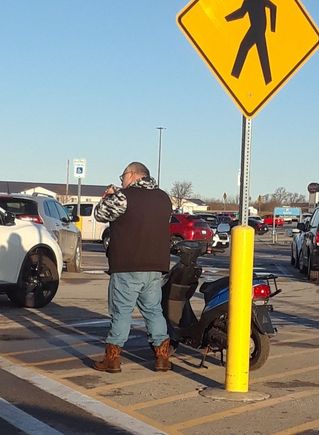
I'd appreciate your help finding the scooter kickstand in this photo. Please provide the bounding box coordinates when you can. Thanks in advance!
[198,347,210,369]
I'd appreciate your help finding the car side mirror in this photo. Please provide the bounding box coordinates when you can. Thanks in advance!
[4,211,15,226]
[67,215,80,223]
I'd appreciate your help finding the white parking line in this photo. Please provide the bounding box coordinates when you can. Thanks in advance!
[0,397,63,435]
[0,357,166,435]
[68,318,145,328]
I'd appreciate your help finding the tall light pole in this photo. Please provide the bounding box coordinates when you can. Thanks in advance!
[156,127,166,187]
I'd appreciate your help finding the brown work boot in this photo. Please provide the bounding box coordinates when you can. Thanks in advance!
[93,344,122,373]
[154,338,172,372]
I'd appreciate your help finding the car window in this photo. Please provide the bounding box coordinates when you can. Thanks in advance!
[187,215,202,220]
[0,198,38,216]
[170,216,179,224]
[55,202,70,220]
[81,204,93,216]
[64,205,76,217]
[44,200,61,220]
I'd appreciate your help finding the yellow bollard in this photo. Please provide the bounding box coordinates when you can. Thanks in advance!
[225,225,254,392]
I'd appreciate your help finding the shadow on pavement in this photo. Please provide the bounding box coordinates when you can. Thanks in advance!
[0,301,225,389]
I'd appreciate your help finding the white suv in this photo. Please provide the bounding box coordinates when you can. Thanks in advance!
[0,207,63,308]
[0,194,81,272]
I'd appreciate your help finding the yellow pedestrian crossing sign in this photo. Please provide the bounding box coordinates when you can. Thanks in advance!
[177,0,319,117]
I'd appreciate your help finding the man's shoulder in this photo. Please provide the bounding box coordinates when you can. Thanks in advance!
[125,186,171,206]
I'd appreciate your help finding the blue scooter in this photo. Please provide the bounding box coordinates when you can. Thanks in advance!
[161,240,281,370]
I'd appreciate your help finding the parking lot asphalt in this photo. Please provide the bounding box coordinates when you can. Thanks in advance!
[1,241,319,434]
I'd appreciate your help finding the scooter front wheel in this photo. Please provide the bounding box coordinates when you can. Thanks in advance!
[250,325,270,370]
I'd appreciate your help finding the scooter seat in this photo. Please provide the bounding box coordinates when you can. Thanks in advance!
[199,276,230,304]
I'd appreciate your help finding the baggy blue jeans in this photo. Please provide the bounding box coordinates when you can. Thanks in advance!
[106,271,169,347]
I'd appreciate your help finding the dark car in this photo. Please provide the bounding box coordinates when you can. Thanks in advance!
[290,216,311,268]
[169,213,213,251]
[232,217,269,235]
[194,213,219,229]
[217,214,234,225]
[297,208,319,280]
[195,213,230,249]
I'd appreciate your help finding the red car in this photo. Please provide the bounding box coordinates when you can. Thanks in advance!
[262,215,285,227]
[169,213,213,250]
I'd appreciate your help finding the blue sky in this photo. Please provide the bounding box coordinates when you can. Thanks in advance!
[1,0,318,201]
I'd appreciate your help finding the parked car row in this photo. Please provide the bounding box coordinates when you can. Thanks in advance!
[290,209,319,280]
[231,217,269,235]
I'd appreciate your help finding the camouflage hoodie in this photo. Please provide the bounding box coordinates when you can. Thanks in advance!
[94,176,158,223]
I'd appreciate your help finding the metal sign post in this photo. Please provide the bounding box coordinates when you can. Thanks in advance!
[77,178,81,217]
[73,159,86,219]
[238,117,252,225]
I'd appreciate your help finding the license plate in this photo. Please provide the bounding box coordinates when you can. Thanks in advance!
[201,230,207,235]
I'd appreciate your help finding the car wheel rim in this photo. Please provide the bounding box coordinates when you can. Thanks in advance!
[23,261,54,301]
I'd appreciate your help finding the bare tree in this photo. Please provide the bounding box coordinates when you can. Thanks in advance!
[253,187,306,213]
[271,187,289,204]
[170,181,193,209]
[287,192,306,204]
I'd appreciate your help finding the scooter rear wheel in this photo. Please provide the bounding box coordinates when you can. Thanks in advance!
[250,325,270,370]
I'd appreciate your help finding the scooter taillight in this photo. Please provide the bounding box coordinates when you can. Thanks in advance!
[17,214,44,224]
[315,231,319,246]
[253,283,271,300]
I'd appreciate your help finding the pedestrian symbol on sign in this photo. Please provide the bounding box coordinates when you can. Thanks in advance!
[225,0,277,85]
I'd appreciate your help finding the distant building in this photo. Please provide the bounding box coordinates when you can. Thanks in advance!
[171,197,208,213]
[0,180,105,204]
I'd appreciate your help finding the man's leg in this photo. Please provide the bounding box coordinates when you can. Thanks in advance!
[93,272,140,372]
[137,272,171,371]
[136,272,168,346]
[106,272,140,346]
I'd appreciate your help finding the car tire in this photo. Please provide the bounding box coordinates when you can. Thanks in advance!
[295,250,300,269]
[8,253,59,308]
[307,258,319,281]
[290,245,295,266]
[298,250,306,274]
[66,241,82,272]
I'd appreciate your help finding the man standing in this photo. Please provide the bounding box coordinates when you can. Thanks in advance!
[93,162,172,373]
